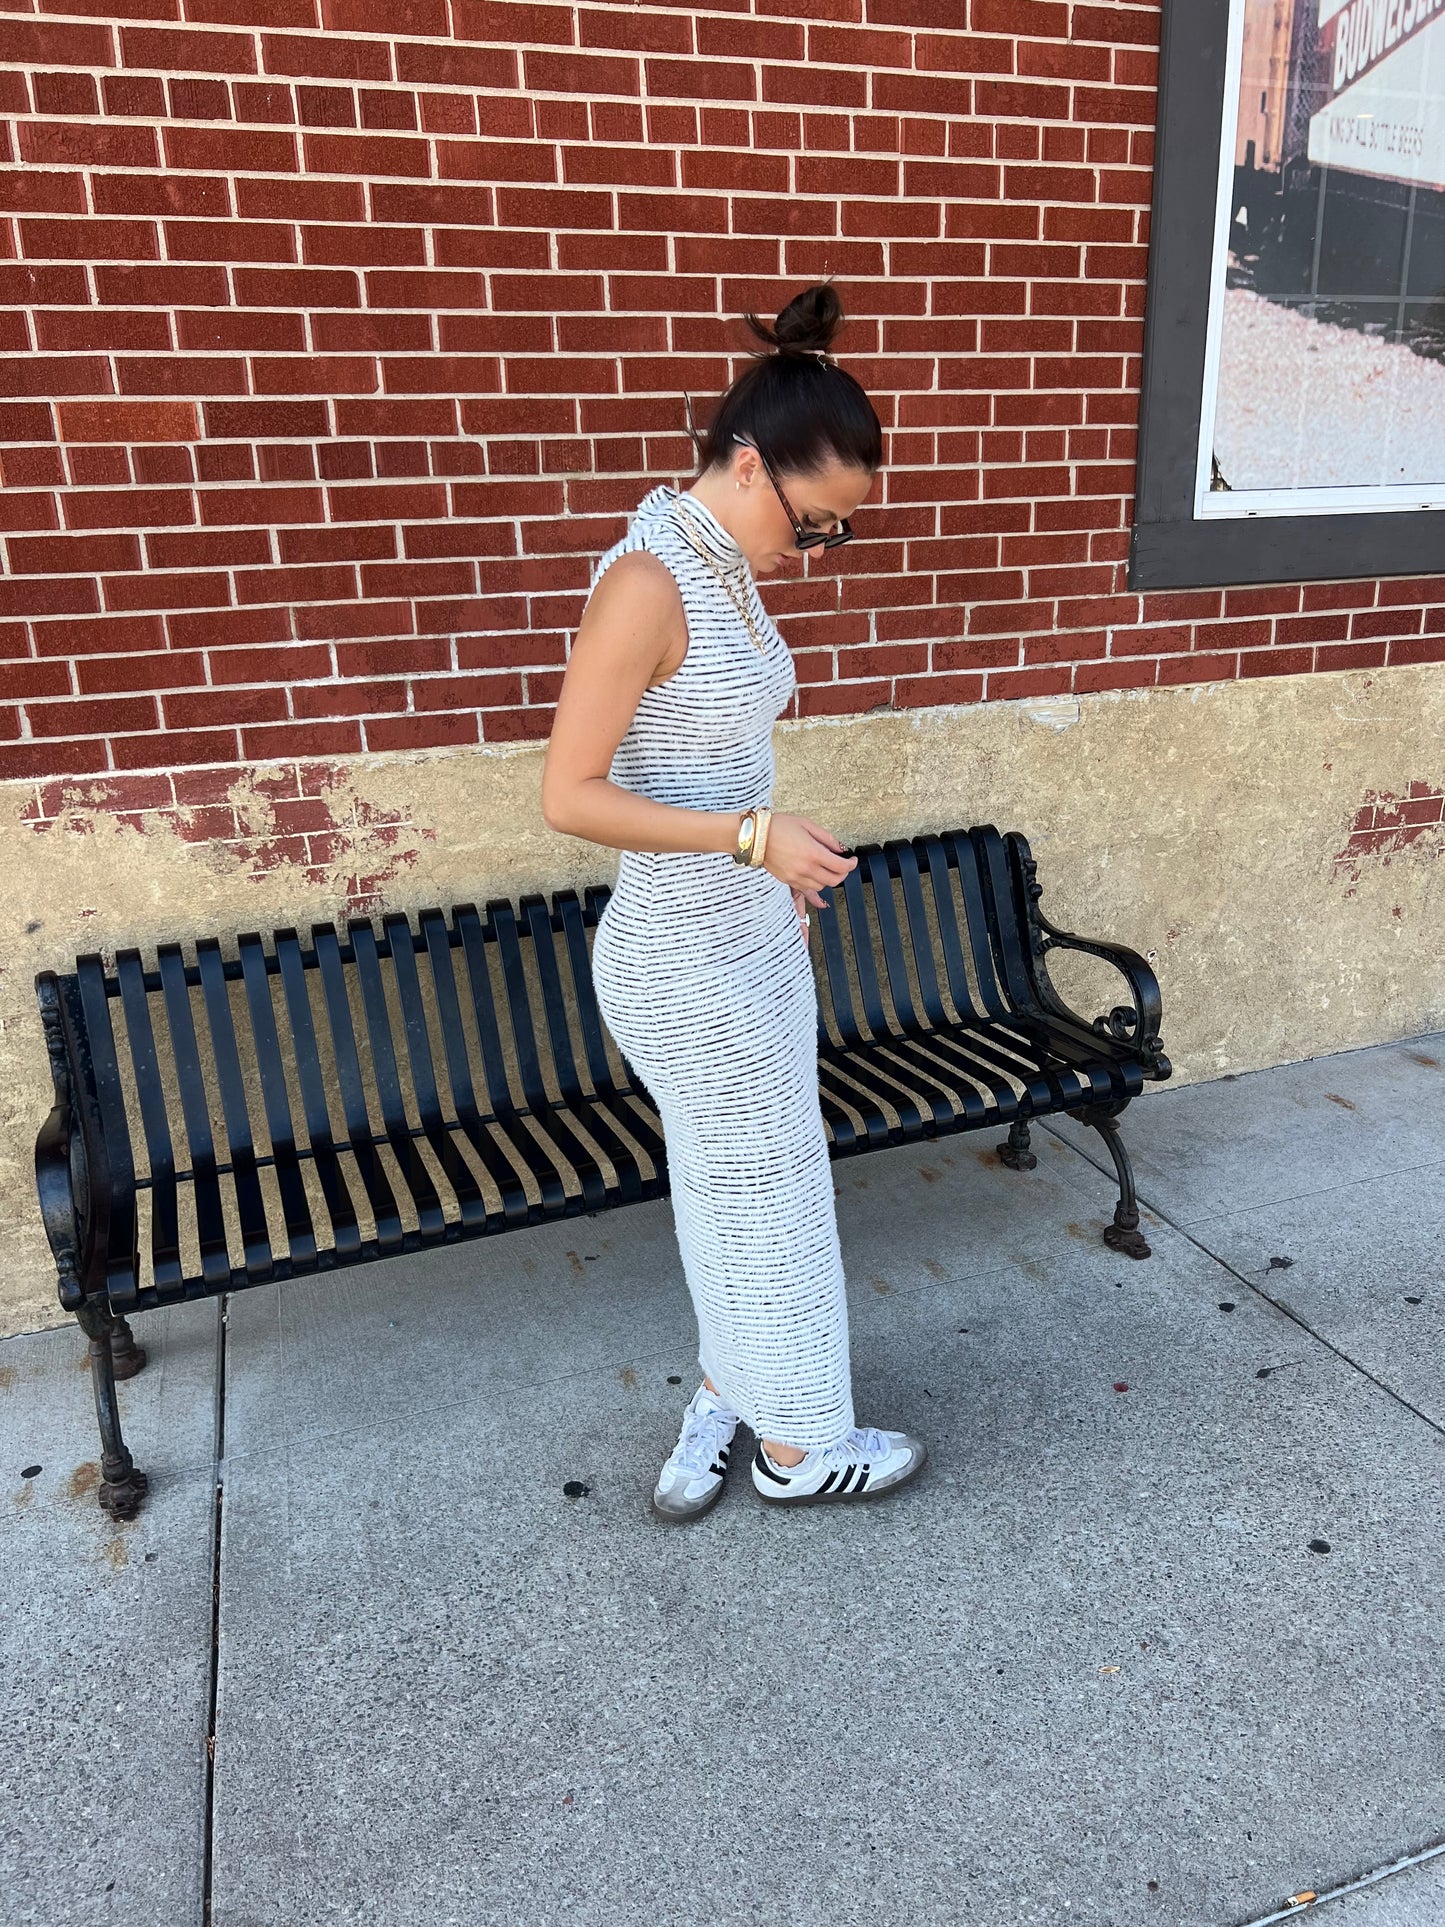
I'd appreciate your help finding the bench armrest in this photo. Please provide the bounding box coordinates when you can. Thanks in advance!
[1033,917,1170,1076]
[35,975,88,1310]
[1004,834,1170,1077]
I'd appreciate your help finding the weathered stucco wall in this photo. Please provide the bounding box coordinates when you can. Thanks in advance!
[4,659,1442,1337]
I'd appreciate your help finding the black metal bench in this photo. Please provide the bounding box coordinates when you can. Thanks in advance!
[34,822,1171,1520]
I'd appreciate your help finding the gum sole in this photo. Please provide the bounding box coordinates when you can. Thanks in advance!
[650,1480,727,1523]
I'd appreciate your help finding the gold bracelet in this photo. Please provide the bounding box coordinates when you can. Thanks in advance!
[733,807,758,866]
[749,806,772,867]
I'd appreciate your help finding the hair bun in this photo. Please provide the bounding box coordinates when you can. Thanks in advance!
[743,283,843,360]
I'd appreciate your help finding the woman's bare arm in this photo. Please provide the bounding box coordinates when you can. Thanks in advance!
[542,548,858,900]
[541,551,745,856]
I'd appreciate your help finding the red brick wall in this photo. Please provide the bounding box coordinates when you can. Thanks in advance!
[3,0,1444,814]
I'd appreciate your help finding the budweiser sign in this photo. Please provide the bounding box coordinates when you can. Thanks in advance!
[1323,0,1445,97]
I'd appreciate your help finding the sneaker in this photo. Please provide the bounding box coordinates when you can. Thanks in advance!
[650,1383,743,1523]
[751,1424,927,1506]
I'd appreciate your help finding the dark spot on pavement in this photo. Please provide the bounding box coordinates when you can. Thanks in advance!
[1256,1367,1273,1378]
[1268,1256,1294,1270]
[1406,1052,1438,1068]
[1113,1382,1129,1393]
[1404,1296,1423,1305]
[618,1367,637,1391]
[666,1374,682,1385]
[1219,1302,1236,1313]
[562,1480,590,1499]
[1309,1538,1331,1554]
[21,1464,40,1478]
[1324,1092,1357,1110]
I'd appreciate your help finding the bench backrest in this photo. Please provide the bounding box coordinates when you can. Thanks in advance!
[38,823,1048,1306]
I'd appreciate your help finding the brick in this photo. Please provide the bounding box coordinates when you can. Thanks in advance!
[234,185,363,231]
[370,183,494,226]
[19,218,160,263]
[251,356,378,395]
[29,694,158,738]
[0,168,92,218]
[424,140,551,190]
[581,6,693,52]
[452,0,575,45]
[321,0,447,32]
[303,131,431,176]
[148,530,271,571]
[163,125,298,173]
[405,54,517,98]
[63,486,195,532]
[111,728,240,770]
[120,25,256,72]
[202,400,329,439]
[303,225,425,268]
[525,50,640,96]
[19,123,159,171]
[261,32,392,80]
[5,21,116,67]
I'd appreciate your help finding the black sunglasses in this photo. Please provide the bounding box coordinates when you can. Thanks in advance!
[731,433,855,550]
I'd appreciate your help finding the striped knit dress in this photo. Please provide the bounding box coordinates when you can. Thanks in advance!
[588,483,857,1450]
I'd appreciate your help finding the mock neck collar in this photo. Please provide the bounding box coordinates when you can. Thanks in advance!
[641,484,748,571]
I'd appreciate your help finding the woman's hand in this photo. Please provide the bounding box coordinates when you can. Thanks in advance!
[761,814,857,940]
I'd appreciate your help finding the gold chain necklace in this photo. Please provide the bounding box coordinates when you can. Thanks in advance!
[671,498,770,657]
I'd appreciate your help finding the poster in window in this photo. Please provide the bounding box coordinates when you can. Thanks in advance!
[1203,0,1445,516]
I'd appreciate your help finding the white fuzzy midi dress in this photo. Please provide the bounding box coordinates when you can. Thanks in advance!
[588,483,857,1450]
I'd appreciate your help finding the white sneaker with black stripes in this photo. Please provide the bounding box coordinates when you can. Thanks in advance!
[650,1382,743,1522]
[751,1424,927,1505]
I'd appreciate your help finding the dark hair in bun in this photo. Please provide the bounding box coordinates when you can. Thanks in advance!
[691,283,882,479]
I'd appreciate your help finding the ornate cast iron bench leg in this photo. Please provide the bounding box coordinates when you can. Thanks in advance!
[1065,1097,1151,1260]
[997,1117,1038,1171]
[75,1299,150,1521]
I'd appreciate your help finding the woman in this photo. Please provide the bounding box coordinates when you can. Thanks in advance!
[541,285,927,1522]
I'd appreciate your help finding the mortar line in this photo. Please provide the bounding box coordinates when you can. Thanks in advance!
[200,1293,228,1927]
[1036,1120,1445,1440]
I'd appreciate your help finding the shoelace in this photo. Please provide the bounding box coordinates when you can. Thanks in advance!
[815,1424,889,1469]
[674,1405,738,1477]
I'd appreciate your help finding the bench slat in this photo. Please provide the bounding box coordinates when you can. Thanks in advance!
[862,845,921,1035]
[949,833,1009,1022]
[313,924,406,1252]
[196,940,273,1283]
[524,895,651,1202]
[895,842,951,1031]
[238,934,318,1272]
[157,946,231,1292]
[274,930,362,1262]
[417,909,534,1227]
[490,899,613,1209]
[383,913,489,1232]
[116,950,183,1300]
[349,920,446,1241]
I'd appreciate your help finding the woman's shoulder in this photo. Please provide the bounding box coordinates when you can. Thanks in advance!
[587,544,679,612]
[589,486,688,590]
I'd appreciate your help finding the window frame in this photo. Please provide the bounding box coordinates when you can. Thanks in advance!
[1128,0,1445,591]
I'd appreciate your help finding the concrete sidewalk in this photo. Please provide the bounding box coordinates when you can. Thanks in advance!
[3,1034,1442,1927]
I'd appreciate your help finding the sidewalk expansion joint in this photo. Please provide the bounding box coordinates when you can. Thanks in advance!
[1231,1836,1445,1923]
[201,1293,228,1927]
[1036,1120,1445,1441]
